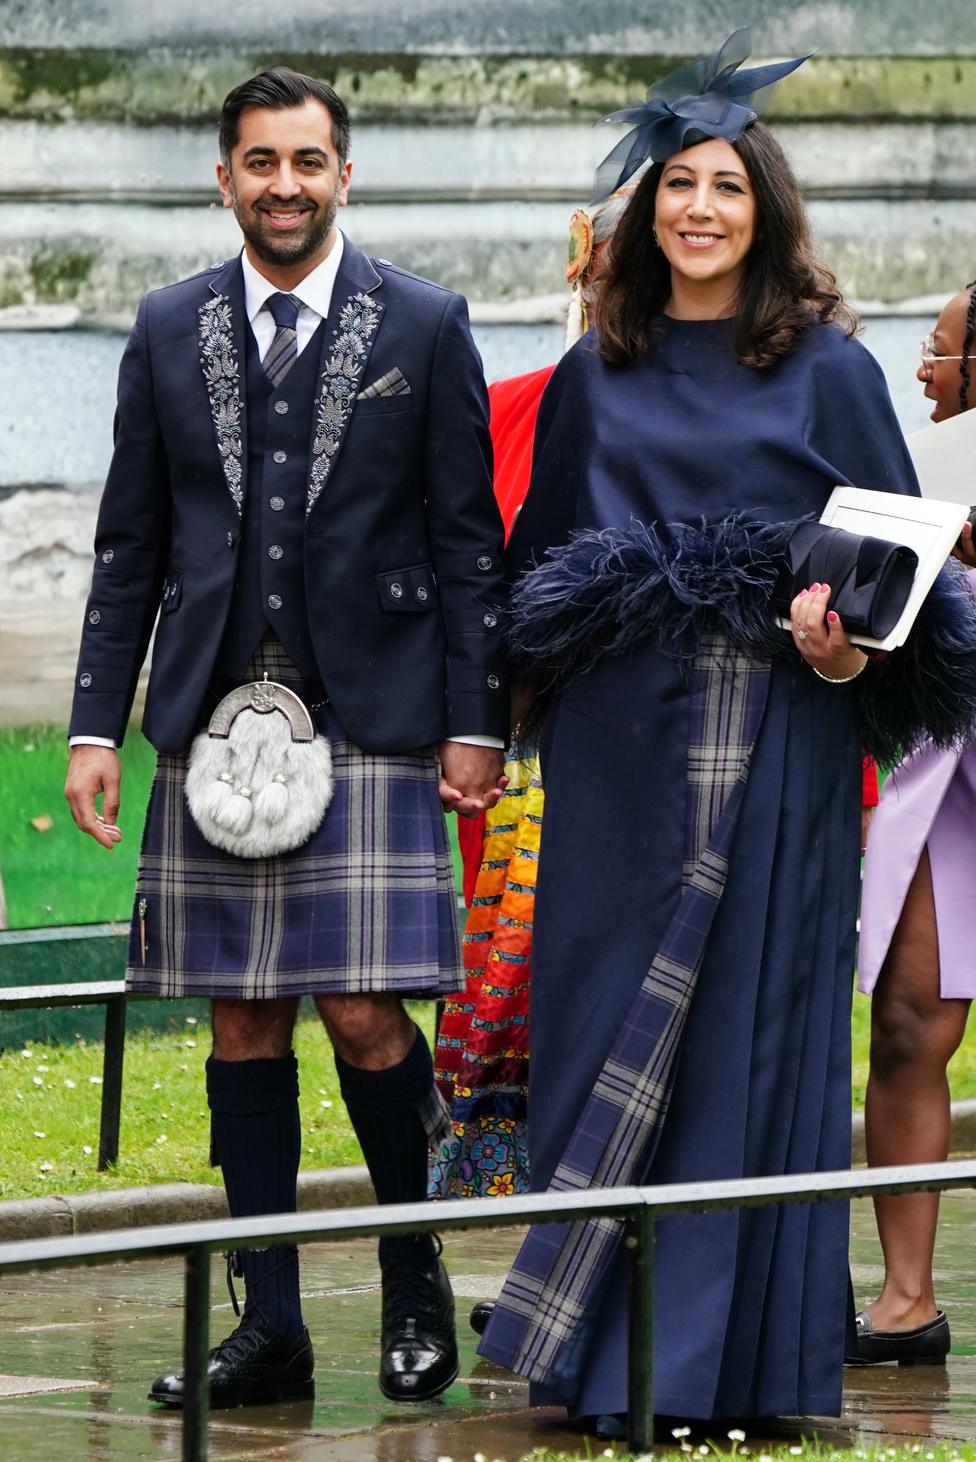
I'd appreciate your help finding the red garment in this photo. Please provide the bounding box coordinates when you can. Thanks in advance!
[458,367,557,905]
[862,755,879,808]
[488,365,556,541]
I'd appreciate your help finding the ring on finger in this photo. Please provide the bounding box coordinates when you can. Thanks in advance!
[796,628,809,641]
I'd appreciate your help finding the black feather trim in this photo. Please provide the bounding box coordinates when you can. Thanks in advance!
[855,559,976,768]
[506,516,792,689]
[507,519,976,765]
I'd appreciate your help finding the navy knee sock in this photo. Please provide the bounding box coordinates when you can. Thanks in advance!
[335,1026,438,1269]
[206,1052,304,1338]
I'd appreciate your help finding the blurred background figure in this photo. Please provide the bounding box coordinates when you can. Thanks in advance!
[852,277,976,1368]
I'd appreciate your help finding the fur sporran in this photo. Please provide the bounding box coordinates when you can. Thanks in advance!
[185,679,334,858]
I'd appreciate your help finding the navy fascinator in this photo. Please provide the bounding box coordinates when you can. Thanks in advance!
[590,27,811,204]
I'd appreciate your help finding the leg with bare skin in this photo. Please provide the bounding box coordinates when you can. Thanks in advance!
[863,848,970,1332]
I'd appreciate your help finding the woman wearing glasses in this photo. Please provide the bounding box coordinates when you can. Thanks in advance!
[853,279,976,1367]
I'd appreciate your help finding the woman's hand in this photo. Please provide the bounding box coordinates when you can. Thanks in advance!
[790,583,868,681]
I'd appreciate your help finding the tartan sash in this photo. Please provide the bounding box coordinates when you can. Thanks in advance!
[479,637,772,1391]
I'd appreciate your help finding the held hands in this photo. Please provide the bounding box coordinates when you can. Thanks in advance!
[438,742,508,820]
[790,583,868,681]
[65,745,123,849]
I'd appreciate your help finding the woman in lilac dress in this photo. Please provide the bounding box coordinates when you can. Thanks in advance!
[855,278,976,1366]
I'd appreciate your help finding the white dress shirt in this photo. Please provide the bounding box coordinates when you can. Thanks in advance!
[72,233,502,751]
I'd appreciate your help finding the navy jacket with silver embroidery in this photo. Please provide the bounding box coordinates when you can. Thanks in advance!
[68,240,507,753]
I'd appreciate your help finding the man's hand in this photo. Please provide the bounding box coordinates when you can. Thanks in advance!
[65,745,123,849]
[438,742,507,819]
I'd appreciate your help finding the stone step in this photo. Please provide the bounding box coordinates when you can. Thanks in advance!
[2,50,976,128]
[6,119,976,201]
[2,197,975,315]
[3,0,974,55]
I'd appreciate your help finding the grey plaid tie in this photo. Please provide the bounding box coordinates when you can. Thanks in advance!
[263,292,301,386]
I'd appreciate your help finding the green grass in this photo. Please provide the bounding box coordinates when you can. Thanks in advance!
[0,724,463,929]
[0,723,157,928]
[0,1005,436,1201]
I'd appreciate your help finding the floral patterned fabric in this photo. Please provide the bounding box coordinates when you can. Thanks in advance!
[430,752,541,1198]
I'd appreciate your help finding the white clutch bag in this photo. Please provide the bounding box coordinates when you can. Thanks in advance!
[185,677,334,858]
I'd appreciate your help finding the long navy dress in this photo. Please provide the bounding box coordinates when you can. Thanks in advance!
[482,317,919,1420]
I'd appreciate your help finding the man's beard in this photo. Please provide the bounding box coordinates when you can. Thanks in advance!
[234,189,338,267]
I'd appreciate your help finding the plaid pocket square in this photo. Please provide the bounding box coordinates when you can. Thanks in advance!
[358,367,412,401]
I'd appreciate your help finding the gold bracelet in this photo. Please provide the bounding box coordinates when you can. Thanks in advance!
[812,658,868,685]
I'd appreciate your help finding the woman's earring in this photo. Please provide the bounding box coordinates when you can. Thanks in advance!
[652,227,661,248]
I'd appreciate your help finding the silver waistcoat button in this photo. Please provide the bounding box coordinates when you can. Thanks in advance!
[415,585,428,602]
[270,496,285,511]
[88,609,101,625]
[269,545,284,560]
[273,450,287,464]
[486,673,500,690]
[268,594,283,610]
[274,400,289,415]
[390,582,404,599]
[101,549,114,564]
[477,555,492,571]
[79,673,92,688]
[483,612,497,628]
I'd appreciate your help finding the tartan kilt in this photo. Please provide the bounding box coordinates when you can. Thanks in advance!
[126,644,462,1001]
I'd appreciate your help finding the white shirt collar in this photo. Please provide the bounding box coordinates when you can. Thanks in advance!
[240,228,346,324]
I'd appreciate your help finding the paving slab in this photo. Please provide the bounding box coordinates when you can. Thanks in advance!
[0,1196,974,1459]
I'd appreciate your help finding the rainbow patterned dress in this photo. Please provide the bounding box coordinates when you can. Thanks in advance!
[430,752,542,1197]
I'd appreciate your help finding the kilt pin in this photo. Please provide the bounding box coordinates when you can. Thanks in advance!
[69,232,507,1407]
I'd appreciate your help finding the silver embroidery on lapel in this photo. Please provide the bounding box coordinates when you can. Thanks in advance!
[198,293,244,514]
[308,291,383,513]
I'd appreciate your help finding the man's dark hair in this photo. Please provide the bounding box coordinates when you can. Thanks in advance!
[219,68,351,165]
[597,121,857,370]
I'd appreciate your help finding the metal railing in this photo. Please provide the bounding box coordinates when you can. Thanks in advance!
[1,1158,974,1460]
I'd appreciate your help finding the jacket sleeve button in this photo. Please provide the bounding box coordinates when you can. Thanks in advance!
[79,673,93,688]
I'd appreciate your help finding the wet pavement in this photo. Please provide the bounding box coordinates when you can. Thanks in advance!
[0,1193,974,1459]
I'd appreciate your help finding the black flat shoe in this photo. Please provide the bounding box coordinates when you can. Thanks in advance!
[845,1309,950,1366]
[379,1238,459,1401]
[149,1311,315,1409]
[469,1300,495,1336]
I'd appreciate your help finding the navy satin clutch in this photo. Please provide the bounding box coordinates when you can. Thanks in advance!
[774,521,919,640]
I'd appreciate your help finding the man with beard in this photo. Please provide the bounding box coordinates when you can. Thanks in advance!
[64,68,507,1409]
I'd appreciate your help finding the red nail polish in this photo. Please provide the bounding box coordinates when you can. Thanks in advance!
[827,611,839,623]
[810,582,820,592]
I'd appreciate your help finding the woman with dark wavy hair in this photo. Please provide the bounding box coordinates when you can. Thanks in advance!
[478,30,945,1437]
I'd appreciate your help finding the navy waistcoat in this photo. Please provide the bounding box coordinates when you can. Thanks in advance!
[217,318,325,680]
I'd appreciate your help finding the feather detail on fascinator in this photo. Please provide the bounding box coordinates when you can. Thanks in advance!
[590,27,812,204]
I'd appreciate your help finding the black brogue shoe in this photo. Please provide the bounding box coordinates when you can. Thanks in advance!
[149,1310,314,1409]
[379,1237,459,1401]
